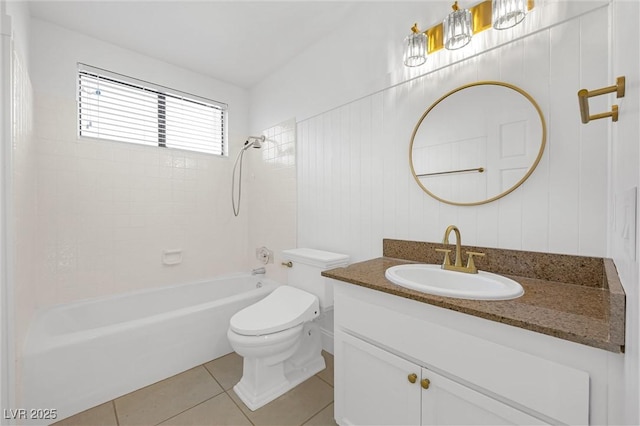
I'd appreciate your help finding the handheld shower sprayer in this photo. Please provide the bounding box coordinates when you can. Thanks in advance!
[232,135,266,216]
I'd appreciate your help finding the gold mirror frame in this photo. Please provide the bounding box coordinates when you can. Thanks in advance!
[409,81,547,206]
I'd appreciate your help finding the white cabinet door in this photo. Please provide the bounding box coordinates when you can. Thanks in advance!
[335,330,550,426]
[420,368,549,425]
[335,330,422,426]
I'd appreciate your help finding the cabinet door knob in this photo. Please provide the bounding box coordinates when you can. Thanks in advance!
[421,378,431,389]
[408,373,418,384]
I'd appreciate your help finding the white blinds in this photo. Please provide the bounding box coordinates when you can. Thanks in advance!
[78,64,227,156]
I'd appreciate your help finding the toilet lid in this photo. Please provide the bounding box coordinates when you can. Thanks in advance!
[230,286,320,336]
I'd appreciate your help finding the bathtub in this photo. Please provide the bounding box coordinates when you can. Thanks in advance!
[21,273,279,424]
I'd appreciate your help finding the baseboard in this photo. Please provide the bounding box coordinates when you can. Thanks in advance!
[320,326,334,355]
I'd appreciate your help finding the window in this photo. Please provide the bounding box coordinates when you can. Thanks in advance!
[78,63,227,156]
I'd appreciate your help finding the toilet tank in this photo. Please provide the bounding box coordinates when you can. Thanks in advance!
[282,248,349,311]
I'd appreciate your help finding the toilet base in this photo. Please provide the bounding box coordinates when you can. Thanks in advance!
[233,355,325,411]
[233,322,325,411]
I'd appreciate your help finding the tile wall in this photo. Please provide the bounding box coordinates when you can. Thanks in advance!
[32,93,248,306]
[11,48,35,383]
[247,118,297,284]
[22,19,252,337]
[297,6,609,263]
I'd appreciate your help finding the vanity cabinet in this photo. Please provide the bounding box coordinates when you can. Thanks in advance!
[336,330,547,425]
[336,330,420,425]
[332,280,593,425]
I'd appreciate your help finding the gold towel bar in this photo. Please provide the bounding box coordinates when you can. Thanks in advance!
[417,167,484,177]
[578,76,625,124]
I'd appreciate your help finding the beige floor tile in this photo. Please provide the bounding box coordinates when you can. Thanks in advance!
[229,376,334,426]
[115,366,223,425]
[204,352,243,390]
[303,403,336,426]
[52,402,118,426]
[159,393,251,426]
[316,351,334,387]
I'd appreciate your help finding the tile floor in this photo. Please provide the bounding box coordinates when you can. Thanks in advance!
[52,351,336,426]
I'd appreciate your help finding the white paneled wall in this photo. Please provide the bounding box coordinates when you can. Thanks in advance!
[610,1,640,424]
[298,7,609,262]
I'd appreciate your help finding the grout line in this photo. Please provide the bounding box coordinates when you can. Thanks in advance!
[316,352,335,388]
[112,400,120,426]
[298,400,334,426]
[202,360,226,391]
[315,372,334,388]
[200,354,254,425]
[116,364,226,426]
[153,394,222,426]
[109,355,331,426]
[225,389,255,426]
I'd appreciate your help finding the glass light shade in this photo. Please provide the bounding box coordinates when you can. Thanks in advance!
[443,8,472,50]
[403,31,428,67]
[492,0,527,30]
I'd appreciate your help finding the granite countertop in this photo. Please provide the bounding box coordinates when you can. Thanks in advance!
[322,239,626,353]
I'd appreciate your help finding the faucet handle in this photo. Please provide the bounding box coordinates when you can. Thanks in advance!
[435,248,452,267]
[465,251,485,273]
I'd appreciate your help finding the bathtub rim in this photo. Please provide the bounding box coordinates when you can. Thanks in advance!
[23,273,281,355]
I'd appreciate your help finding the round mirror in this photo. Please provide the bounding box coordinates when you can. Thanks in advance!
[409,81,546,206]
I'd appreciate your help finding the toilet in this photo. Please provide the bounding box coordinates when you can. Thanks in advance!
[227,248,349,411]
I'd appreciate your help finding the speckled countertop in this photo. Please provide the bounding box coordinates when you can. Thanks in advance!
[322,239,626,353]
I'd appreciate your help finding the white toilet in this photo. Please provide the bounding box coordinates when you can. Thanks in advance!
[227,248,349,411]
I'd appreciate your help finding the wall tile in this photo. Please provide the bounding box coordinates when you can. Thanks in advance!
[12,49,38,358]
[247,118,297,283]
[27,93,248,308]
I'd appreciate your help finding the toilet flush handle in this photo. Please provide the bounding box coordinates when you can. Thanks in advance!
[281,261,293,268]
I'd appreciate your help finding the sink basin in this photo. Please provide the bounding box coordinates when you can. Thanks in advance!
[385,264,524,300]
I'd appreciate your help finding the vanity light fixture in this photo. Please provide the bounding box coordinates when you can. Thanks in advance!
[444,2,473,50]
[403,0,533,67]
[403,23,428,67]
[492,0,527,29]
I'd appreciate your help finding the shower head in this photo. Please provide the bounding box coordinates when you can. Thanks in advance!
[243,135,266,150]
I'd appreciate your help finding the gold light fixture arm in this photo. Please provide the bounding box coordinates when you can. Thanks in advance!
[578,76,626,124]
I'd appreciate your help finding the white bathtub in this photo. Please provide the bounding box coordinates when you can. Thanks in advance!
[22,273,279,423]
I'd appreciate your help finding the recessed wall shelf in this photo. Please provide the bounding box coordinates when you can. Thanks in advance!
[577,76,626,124]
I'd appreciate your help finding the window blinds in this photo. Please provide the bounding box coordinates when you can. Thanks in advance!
[78,64,227,156]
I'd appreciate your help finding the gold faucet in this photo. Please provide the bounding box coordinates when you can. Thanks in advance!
[435,225,485,274]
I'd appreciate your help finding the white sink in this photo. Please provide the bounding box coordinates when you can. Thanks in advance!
[385,264,524,300]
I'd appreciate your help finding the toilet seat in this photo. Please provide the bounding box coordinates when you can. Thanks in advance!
[230,286,319,336]
[227,324,304,350]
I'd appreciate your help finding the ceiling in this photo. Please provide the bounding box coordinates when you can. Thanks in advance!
[27,1,360,89]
